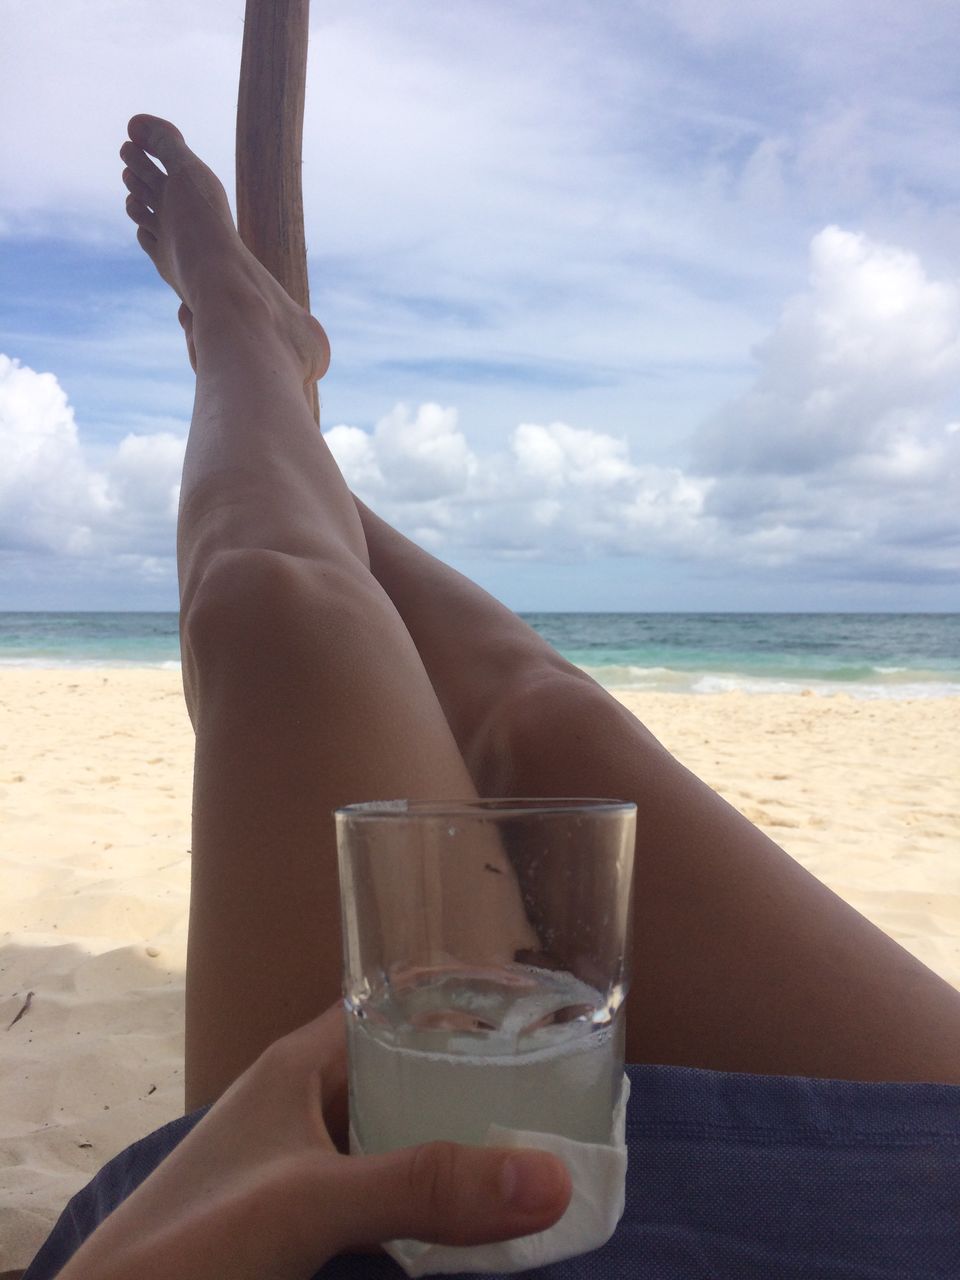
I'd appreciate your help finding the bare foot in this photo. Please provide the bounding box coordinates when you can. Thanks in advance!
[120,114,329,384]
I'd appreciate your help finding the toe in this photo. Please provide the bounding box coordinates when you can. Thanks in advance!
[127,114,188,173]
[120,141,167,190]
[122,168,157,209]
[136,225,159,257]
[126,194,159,237]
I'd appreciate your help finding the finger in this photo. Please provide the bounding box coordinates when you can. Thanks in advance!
[314,1005,348,1147]
[319,1142,572,1255]
[279,1004,347,1085]
[260,1005,349,1147]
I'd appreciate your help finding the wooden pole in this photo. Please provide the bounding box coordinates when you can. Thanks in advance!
[236,0,318,422]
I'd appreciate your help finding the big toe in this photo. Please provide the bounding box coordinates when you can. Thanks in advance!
[127,114,189,172]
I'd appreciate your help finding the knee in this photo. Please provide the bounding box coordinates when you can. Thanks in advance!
[472,666,622,793]
[508,668,619,754]
[182,547,378,682]
[184,548,297,653]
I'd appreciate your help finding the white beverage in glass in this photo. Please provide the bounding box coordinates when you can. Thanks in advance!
[347,964,624,1154]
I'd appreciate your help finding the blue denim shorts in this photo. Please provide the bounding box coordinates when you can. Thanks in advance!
[24,1063,960,1278]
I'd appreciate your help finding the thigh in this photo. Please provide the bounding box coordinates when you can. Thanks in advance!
[182,549,533,1109]
[492,671,960,1084]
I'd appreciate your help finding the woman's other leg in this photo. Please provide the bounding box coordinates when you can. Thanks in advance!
[356,501,960,1083]
[122,116,531,1110]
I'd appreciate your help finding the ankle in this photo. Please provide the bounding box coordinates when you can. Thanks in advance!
[187,255,272,318]
[191,302,304,382]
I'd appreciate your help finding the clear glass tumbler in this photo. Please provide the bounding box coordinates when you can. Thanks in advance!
[335,798,636,1156]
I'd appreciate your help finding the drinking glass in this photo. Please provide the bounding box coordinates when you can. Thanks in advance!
[336,797,636,1155]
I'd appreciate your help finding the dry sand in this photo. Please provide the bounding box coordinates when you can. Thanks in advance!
[1,669,958,1269]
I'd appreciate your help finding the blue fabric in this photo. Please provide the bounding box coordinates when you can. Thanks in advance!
[24,1063,960,1278]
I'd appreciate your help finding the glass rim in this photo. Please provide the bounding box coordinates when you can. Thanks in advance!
[335,796,636,821]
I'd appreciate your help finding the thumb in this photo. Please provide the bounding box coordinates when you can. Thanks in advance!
[322,1142,572,1254]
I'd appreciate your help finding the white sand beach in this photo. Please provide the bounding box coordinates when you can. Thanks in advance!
[1,669,958,1270]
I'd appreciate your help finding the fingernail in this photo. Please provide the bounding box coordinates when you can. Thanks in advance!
[500,1153,564,1213]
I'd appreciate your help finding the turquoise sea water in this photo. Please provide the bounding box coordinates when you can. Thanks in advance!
[524,612,960,699]
[0,612,957,699]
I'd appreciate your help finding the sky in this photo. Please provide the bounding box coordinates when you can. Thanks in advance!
[2,0,959,612]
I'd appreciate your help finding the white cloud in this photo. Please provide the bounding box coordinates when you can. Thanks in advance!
[513,422,634,491]
[4,207,958,611]
[369,403,476,500]
[326,403,711,561]
[324,402,476,502]
[692,227,960,580]
[111,433,184,524]
[696,227,960,474]
[0,354,114,554]
[325,224,959,585]
[0,354,185,580]
[322,424,381,491]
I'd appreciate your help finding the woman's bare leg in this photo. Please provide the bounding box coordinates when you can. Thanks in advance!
[355,501,960,1083]
[123,112,960,1091]
[121,116,533,1110]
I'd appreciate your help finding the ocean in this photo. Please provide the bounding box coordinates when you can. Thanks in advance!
[0,612,957,699]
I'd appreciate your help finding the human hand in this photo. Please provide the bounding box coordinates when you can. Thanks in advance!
[59,1003,573,1280]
